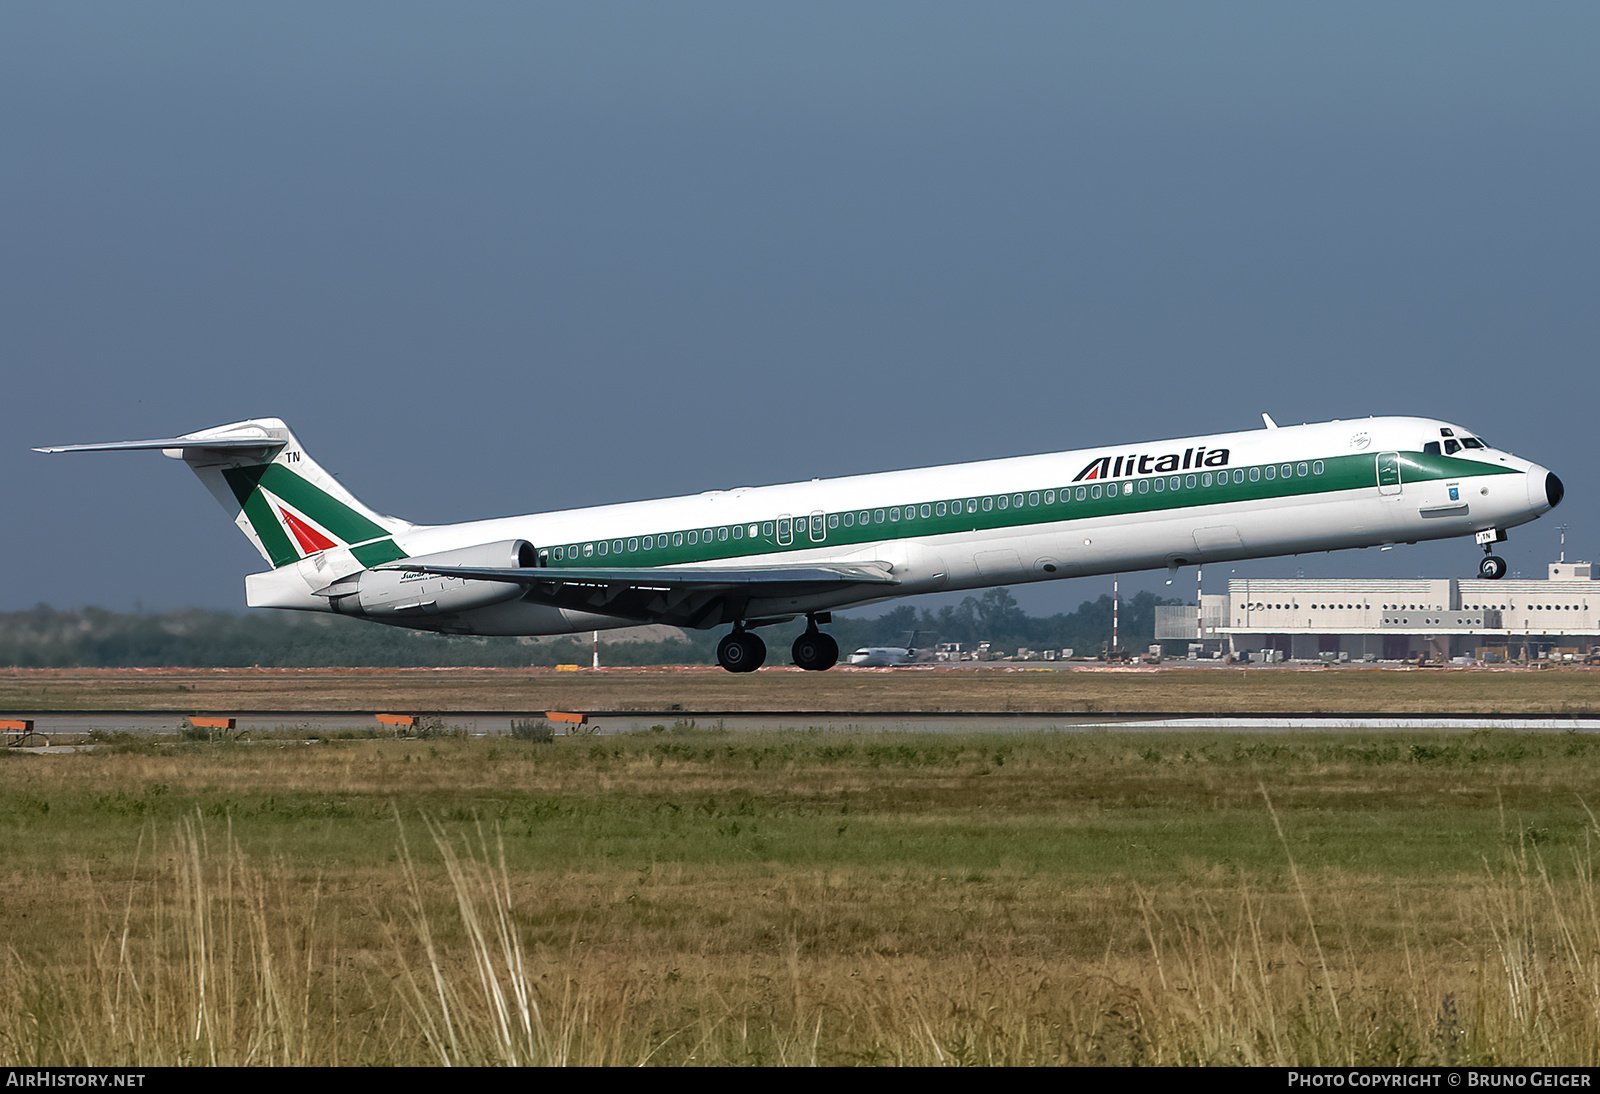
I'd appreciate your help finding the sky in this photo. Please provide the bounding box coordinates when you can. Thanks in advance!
[5,2,1597,617]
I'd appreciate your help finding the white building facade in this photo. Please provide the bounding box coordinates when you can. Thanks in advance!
[1154,562,1597,662]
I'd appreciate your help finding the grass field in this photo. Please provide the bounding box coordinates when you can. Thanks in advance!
[7,695,1600,1065]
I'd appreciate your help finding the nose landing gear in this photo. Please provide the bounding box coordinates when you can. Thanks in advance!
[1476,528,1508,581]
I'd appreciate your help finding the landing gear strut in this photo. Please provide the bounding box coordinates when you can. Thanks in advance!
[1477,529,1508,581]
[716,626,766,673]
[791,619,839,672]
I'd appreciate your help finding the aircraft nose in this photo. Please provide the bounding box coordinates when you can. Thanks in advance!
[1528,465,1563,512]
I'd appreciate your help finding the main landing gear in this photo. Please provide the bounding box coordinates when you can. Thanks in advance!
[1477,528,1508,581]
[791,622,839,672]
[716,626,766,673]
[715,616,838,673]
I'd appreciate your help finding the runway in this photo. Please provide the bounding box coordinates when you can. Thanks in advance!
[10,709,1600,741]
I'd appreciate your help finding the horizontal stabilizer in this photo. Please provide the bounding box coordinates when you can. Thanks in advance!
[36,418,410,568]
[35,436,285,454]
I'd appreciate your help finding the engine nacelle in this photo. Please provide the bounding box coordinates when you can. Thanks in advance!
[343,539,536,618]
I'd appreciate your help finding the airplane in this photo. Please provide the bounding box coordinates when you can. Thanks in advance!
[847,647,917,668]
[38,415,1563,673]
[848,632,921,667]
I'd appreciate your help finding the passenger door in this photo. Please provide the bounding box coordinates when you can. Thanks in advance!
[1376,452,1402,496]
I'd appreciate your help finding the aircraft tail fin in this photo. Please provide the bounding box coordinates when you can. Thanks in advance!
[37,418,413,569]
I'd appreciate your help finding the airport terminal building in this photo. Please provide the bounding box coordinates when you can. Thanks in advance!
[1155,561,1598,663]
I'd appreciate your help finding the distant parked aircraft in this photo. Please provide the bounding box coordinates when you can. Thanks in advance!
[848,632,920,667]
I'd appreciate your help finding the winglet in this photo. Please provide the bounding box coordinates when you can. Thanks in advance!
[1261,413,1278,429]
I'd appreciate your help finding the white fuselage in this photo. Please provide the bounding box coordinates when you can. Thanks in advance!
[246,416,1560,636]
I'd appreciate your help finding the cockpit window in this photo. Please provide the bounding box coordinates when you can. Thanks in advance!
[1444,439,1461,455]
[1461,437,1485,449]
[1424,442,1441,456]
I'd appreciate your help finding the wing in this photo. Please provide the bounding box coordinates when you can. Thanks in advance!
[380,560,899,628]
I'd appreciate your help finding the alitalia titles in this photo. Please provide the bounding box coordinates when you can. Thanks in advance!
[1073,446,1231,482]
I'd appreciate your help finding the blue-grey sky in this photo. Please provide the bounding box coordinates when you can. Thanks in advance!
[6,3,1597,614]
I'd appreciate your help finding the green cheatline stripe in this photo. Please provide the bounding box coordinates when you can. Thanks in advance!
[545,449,1521,571]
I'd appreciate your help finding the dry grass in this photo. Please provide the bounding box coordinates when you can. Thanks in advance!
[6,727,1600,1064]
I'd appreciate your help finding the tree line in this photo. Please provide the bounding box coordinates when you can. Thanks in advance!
[0,591,1179,668]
